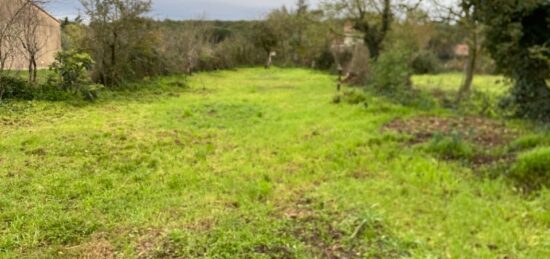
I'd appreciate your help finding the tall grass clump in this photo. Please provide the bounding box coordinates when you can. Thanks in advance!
[510,147,550,190]
[425,132,475,160]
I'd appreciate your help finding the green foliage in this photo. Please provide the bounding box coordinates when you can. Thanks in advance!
[82,0,156,86]
[411,50,441,74]
[370,48,412,92]
[61,23,87,51]
[456,90,500,117]
[426,132,476,160]
[510,147,550,189]
[49,50,103,101]
[0,76,34,101]
[252,22,278,54]
[476,0,550,121]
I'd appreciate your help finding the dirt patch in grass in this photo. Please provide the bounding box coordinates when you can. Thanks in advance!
[63,233,115,259]
[135,228,178,259]
[273,196,410,258]
[470,153,516,168]
[383,116,517,148]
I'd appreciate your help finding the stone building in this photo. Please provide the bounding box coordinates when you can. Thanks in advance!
[0,1,62,70]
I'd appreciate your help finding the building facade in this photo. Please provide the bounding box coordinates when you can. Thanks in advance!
[0,1,62,70]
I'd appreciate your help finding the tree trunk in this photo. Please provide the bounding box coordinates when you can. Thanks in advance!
[365,38,381,61]
[264,52,273,69]
[360,0,391,61]
[28,58,33,83]
[457,31,478,103]
[28,55,37,83]
[32,57,37,83]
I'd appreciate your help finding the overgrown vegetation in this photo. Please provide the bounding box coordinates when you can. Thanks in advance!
[1,0,550,257]
[474,0,550,121]
[1,68,548,257]
[48,50,102,100]
[510,147,550,190]
[425,132,475,160]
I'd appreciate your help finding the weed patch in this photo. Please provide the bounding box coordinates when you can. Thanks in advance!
[333,89,369,107]
[425,133,476,160]
[509,147,550,191]
[383,115,516,148]
[279,197,411,258]
[509,134,550,152]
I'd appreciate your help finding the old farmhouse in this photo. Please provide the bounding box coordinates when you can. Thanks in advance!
[0,1,62,70]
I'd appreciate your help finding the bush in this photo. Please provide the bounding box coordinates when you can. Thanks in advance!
[370,49,412,93]
[49,50,103,101]
[426,132,475,160]
[456,90,500,117]
[0,76,34,101]
[315,45,335,70]
[411,50,441,74]
[510,147,550,190]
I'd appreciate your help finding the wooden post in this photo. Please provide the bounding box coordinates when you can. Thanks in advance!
[337,65,343,92]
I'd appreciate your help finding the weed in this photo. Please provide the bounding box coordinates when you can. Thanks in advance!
[333,89,369,107]
[510,147,550,190]
[425,132,476,160]
[509,134,550,152]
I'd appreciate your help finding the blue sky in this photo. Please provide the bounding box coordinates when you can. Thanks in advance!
[44,0,321,20]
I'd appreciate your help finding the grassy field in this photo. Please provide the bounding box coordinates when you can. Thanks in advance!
[412,73,510,95]
[0,68,548,258]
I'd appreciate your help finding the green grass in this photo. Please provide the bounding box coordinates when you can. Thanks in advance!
[510,147,550,190]
[412,72,510,95]
[1,68,549,258]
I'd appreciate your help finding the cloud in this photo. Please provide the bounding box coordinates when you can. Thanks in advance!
[44,0,321,20]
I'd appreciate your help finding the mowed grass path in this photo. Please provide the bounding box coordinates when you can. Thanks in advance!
[1,68,548,258]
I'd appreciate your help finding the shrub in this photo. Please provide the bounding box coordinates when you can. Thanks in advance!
[370,49,412,93]
[411,50,441,74]
[0,76,34,101]
[426,132,475,160]
[456,90,500,117]
[315,45,335,70]
[49,50,103,101]
[510,147,550,189]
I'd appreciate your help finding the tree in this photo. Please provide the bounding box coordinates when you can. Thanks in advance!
[325,0,394,60]
[0,0,33,72]
[473,0,550,120]
[0,0,48,85]
[432,0,482,102]
[252,21,278,69]
[61,16,86,51]
[80,0,153,86]
[265,0,328,67]
[18,1,47,83]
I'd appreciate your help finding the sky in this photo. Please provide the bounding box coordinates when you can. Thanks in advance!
[44,0,322,21]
